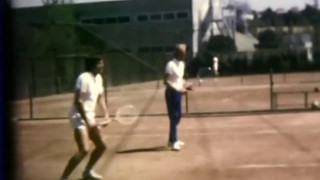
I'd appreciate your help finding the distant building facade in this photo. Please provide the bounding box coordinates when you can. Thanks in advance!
[13,0,240,97]
[14,0,235,58]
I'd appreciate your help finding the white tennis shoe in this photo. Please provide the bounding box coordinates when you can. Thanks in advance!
[168,140,185,151]
[177,140,185,146]
[83,170,103,180]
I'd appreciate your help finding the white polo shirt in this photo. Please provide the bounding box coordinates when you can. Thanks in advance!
[69,72,104,121]
[165,58,185,90]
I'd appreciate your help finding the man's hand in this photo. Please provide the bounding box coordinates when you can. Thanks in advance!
[184,81,193,91]
[86,120,97,129]
[178,88,187,94]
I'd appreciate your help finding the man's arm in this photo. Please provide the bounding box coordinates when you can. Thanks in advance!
[98,93,109,119]
[74,90,94,127]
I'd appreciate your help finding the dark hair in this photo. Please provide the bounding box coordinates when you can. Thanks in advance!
[85,57,101,71]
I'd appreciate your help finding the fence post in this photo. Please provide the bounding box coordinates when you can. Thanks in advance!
[30,58,35,119]
[304,92,308,108]
[29,81,33,119]
[185,92,189,113]
[269,69,274,110]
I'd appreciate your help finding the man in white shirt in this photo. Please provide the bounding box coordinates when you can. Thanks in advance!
[164,44,192,151]
[60,57,109,180]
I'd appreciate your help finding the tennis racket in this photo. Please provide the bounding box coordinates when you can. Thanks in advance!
[114,104,140,125]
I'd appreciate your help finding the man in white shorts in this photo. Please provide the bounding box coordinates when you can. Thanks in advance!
[59,57,109,180]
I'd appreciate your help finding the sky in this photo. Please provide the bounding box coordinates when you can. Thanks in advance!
[11,0,316,11]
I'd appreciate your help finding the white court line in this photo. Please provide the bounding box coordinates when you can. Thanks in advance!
[233,163,320,169]
[21,130,277,139]
[22,128,320,140]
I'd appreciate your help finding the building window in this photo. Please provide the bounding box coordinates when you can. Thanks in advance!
[150,14,161,21]
[81,19,92,24]
[151,47,163,52]
[176,12,188,19]
[118,16,130,23]
[93,18,104,24]
[106,17,117,24]
[138,47,150,53]
[165,46,174,52]
[163,13,175,20]
[137,15,148,22]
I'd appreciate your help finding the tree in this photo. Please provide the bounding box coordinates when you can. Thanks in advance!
[257,30,282,49]
[27,4,78,58]
[194,35,236,73]
[27,4,103,58]
[205,35,237,54]
[301,5,319,24]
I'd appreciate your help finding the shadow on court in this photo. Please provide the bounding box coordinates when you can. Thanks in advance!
[117,146,170,154]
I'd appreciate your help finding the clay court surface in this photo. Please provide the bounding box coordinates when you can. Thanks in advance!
[14,73,320,180]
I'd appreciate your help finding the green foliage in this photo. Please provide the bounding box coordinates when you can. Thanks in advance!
[250,5,320,28]
[206,35,237,54]
[26,5,76,58]
[257,30,282,49]
[301,5,320,24]
[193,35,236,72]
[27,4,104,59]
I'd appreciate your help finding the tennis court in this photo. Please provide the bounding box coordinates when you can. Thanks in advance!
[14,73,320,180]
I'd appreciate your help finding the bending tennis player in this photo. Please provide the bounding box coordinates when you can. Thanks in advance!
[164,44,192,151]
[59,57,109,180]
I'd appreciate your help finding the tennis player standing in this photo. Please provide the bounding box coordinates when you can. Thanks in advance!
[59,57,109,180]
[164,44,191,151]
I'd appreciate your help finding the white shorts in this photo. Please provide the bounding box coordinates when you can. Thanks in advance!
[69,112,95,130]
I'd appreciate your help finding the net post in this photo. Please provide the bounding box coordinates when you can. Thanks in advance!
[185,92,189,113]
[29,81,33,119]
[269,68,274,110]
[29,57,35,119]
[304,92,308,108]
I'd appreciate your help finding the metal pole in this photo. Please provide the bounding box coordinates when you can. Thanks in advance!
[185,92,189,113]
[269,69,274,110]
[29,81,33,119]
[304,92,308,108]
[30,58,35,119]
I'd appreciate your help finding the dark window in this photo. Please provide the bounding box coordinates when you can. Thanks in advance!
[118,16,130,23]
[81,19,92,24]
[150,14,161,21]
[137,15,148,22]
[138,47,150,53]
[93,18,104,24]
[177,12,188,19]
[163,13,175,20]
[105,17,117,24]
[151,47,163,52]
[165,46,174,52]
